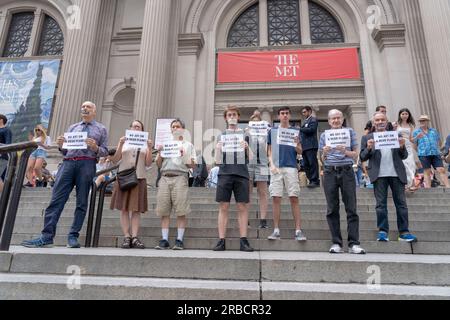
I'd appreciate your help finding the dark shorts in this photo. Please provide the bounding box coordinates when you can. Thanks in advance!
[216,175,250,203]
[419,155,444,170]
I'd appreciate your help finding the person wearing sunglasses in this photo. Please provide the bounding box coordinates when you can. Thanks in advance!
[24,124,52,188]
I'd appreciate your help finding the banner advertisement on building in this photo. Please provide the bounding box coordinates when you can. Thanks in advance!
[0,59,61,142]
[217,48,360,83]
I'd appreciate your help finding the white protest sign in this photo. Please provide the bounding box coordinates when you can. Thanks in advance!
[63,132,87,150]
[155,118,176,150]
[124,130,149,150]
[249,121,269,136]
[374,131,400,150]
[277,128,299,147]
[325,129,351,148]
[161,141,182,158]
[221,134,244,153]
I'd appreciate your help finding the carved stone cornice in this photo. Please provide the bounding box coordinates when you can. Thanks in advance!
[371,24,406,51]
[178,33,205,56]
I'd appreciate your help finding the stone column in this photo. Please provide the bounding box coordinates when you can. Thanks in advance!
[86,0,117,118]
[174,33,204,132]
[402,0,441,131]
[50,0,102,137]
[0,10,7,49]
[134,0,172,135]
[261,107,273,124]
[26,9,43,56]
[259,0,268,47]
[347,105,368,145]
[418,0,450,134]
[299,0,311,45]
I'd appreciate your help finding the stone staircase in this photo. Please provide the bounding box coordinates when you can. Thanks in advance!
[1,187,450,299]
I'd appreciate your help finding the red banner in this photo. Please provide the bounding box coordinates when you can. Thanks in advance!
[217,48,360,83]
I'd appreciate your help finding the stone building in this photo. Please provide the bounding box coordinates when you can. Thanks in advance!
[0,0,449,147]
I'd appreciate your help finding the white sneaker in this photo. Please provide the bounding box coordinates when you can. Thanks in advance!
[349,245,366,254]
[268,231,281,240]
[295,230,307,242]
[329,244,343,254]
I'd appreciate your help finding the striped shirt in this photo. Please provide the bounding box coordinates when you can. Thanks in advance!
[319,127,358,166]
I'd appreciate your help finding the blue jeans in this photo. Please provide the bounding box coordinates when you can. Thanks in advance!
[373,177,409,233]
[41,159,96,240]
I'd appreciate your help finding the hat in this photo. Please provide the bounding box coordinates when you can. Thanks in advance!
[418,115,431,122]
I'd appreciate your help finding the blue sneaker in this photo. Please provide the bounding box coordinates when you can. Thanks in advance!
[21,237,53,248]
[398,233,418,243]
[377,231,389,242]
[67,236,81,248]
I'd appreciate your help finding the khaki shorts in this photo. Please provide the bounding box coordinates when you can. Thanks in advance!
[156,175,191,217]
[269,167,301,198]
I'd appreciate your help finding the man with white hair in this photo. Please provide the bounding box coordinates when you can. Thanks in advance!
[22,101,109,248]
[361,112,417,243]
[319,110,365,254]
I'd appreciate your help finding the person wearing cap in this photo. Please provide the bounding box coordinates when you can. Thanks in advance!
[413,115,449,188]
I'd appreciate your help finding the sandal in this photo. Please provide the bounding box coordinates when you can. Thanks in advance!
[131,237,145,249]
[121,237,132,249]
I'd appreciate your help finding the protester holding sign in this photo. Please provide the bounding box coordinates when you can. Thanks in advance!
[155,119,196,250]
[110,120,153,249]
[267,107,307,242]
[213,106,254,252]
[247,113,270,229]
[320,110,365,254]
[22,102,109,249]
[360,112,417,243]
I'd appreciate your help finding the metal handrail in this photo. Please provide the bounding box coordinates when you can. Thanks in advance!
[93,177,117,248]
[0,142,37,251]
[85,164,119,248]
[0,153,17,232]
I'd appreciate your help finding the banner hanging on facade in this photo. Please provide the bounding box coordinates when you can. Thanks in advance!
[0,59,61,142]
[217,48,360,83]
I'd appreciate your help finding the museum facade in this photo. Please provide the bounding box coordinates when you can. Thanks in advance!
[0,0,449,146]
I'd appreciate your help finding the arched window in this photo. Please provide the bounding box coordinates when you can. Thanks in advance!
[309,1,344,44]
[227,3,259,48]
[2,12,35,57]
[268,0,301,46]
[38,15,64,56]
[226,0,344,47]
[2,10,64,57]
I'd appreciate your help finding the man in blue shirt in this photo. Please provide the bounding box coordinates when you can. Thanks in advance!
[22,102,109,248]
[0,114,12,193]
[319,110,365,254]
[413,115,449,188]
[267,107,307,242]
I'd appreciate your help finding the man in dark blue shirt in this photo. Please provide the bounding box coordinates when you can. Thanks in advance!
[0,114,12,192]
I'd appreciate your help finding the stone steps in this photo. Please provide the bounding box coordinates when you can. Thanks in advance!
[2,248,450,286]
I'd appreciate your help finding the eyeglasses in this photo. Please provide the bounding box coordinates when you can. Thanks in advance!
[35,129,41,132]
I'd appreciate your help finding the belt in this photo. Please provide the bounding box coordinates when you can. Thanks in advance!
[163,173,184,177]
[325,164,353,171]
[64,157,96,161]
